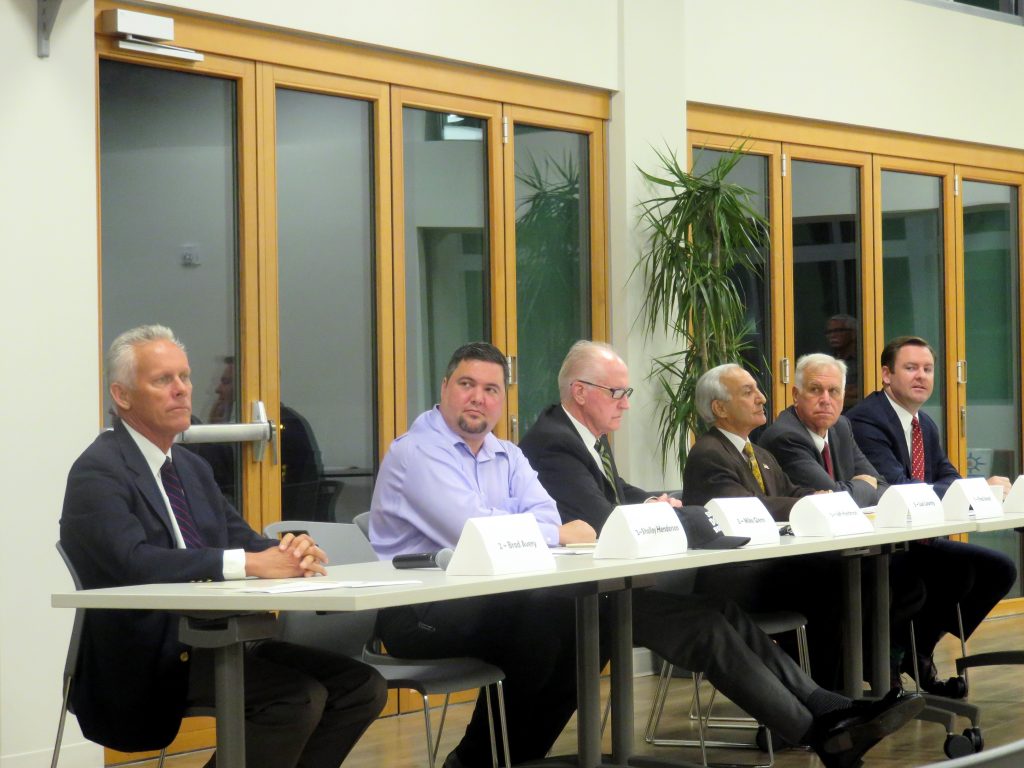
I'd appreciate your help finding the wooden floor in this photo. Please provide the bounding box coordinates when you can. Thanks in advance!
[142,613,1024,768]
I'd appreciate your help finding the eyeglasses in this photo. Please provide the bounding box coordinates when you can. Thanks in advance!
[578,380,634,401]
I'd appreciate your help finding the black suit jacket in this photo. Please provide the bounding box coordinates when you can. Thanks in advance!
[59,421,274,751]
[758,406,887,507]
[846,390,960,498]
[682,428,813,521]
[518,404,648,532]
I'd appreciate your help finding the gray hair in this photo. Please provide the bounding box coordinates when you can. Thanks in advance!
[557,340,624,401]
[106,324,184,389]
[695,363,743,427]
[794,353,847,390]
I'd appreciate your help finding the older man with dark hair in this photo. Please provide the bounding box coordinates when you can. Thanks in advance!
[60,325,386,765]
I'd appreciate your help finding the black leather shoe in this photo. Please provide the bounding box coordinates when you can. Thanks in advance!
[811,689,925,768]
[903,655,968,699]
[442,750,467,768]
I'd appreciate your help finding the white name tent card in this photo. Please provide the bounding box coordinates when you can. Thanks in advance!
[943,478,1003,521]
[593,502,688,559]
[706,497,780,545]
[1002,475,1024,514]
[874,484,944,528]
[789,492,873,538]
[445,513,556,576]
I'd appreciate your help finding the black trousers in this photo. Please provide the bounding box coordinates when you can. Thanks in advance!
[632,590,819,744]
[694,553,846,691]
[187,640,387,768]
[377,589,584,767]
[891,537,1017,661]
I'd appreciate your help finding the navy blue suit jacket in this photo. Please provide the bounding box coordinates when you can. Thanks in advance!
[846,390,960,498]
[518,404,648,533]
[758,406,887,507]
[59,421,274,751]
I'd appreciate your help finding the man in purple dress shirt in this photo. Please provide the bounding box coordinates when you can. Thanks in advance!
[369,342,595,768]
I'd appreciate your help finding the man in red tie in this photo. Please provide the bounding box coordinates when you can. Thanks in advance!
[847,336,1017,696]
[760,353,886,508]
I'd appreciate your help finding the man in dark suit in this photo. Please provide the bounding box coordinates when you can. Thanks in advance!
[520,341,923,768]
[760,353,886,507]
[683,363,816,519]
[683,363,851,690]
[846,335,1016,696]
[60,325,386,765]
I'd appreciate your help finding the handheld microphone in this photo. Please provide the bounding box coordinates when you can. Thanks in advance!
[392,548,454,570]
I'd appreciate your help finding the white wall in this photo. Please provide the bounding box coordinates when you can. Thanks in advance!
[1,0,103,765]
[9,0,1024,765]
[684,0,1024,150]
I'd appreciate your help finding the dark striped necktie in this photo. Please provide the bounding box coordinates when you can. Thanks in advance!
[595,438,621,504]
[160,458,204,548]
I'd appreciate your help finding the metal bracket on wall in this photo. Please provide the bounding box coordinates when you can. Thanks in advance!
[38,0,64,58]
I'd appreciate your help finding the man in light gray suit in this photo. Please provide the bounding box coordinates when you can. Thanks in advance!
[759,353,886,507]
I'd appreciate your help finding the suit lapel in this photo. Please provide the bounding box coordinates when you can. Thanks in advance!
[711,428,761,495]
[114,423,177,542]
[877,394,913,472]
[551,406,617,504]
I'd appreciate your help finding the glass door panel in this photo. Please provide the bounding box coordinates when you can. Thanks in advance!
[513,125,590,432]
[275,87,376,522]
[962,179,1023,596]
[99,59,243,508]
[881,170,947,433]
[403,107,490,418]
[691,148,772,418]
[791,161,862,409]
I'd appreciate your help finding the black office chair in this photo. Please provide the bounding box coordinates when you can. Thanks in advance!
[264,520,511,768]
[52,542,213,768]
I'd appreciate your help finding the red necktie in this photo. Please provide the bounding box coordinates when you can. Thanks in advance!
[822,442,834,479]
[911,415,925,482]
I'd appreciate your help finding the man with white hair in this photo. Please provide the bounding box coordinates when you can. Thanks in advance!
[759,353,886,507]
[60,325,386,765]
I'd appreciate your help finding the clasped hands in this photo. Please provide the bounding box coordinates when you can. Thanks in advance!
[245,532,329,579]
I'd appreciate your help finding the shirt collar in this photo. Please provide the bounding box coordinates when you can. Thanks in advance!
[562,404,604,468]
[122,420,172,477]
[884,390,917,434]
[805,426,827,452]
[428,405,505,460]
[715,427,749,455]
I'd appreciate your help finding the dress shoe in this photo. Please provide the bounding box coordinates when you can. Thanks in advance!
[810,689,925,768]
[902,654,968,699]
[442,750,467,768]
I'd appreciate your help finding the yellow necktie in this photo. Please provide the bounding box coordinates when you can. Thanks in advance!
[743,441,766,493]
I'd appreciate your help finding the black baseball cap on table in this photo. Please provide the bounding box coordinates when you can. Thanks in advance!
[676,505,750,549]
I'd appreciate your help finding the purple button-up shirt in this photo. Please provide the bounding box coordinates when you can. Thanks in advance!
[369,406,561,559]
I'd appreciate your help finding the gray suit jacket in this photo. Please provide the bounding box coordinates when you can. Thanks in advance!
[758,406,887,508]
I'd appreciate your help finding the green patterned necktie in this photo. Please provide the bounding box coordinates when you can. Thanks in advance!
[595,438,621,504]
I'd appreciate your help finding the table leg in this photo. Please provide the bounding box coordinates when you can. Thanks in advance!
[576,592,603,768]
[213,641,246,767]
[841,556,863,699]
[869,551,891,696]
[609,589,634,765]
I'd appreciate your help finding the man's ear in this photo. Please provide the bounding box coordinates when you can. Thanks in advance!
[110,382,132,411]
[711,399,724,418]
[791,385,799,401]
[880,366,892,387]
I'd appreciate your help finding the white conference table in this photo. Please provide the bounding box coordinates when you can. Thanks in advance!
[52,516,999,768]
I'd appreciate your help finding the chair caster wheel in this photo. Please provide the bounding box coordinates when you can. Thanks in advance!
[965,727,984,753]
[945,732,974,759]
